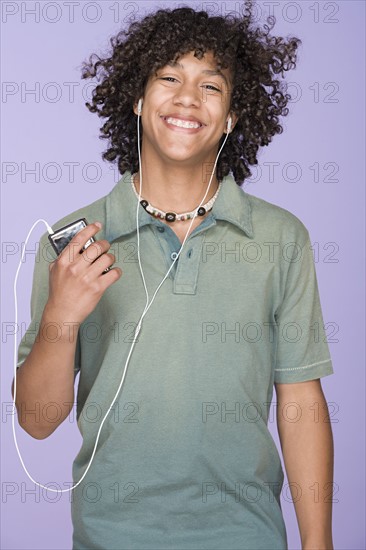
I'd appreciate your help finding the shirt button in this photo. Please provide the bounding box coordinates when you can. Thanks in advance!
[171,252,179,261]
[157,226,165,233]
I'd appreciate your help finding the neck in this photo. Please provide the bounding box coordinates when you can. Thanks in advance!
[133,158,220,213]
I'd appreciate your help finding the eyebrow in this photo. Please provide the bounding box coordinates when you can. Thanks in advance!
[167,61,229,86]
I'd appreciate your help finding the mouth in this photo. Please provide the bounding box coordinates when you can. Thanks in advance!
[160,115,205,131]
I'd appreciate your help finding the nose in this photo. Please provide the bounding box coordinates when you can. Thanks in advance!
[172,80,201,108]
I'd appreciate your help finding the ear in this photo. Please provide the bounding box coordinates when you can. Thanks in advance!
[133,98,142,116]
[226,111,238,133]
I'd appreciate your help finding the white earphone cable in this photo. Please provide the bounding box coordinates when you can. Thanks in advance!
[12,103,231,493]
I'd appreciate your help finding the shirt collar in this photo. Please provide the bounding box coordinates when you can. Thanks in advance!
[106,170,254,242]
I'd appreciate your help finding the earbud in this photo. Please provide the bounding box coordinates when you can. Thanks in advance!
[226,116,232,133]
[137,98,143,114]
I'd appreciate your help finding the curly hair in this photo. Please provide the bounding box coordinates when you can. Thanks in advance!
[81,1,301,185]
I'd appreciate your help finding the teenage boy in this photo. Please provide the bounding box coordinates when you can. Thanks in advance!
[13,6,334,550]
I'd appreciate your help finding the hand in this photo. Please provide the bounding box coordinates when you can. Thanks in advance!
[47,222,122,324]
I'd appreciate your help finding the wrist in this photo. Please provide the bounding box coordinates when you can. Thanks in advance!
[302,536,333,550]
[42,302,81,343]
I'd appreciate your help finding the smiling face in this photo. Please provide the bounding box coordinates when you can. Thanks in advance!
[133,50,237,168]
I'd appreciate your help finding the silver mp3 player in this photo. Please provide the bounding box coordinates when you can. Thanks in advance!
[48,218,94,255]
[48,218,110,273]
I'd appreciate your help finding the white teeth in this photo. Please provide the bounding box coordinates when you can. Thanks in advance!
[165,117,201,129]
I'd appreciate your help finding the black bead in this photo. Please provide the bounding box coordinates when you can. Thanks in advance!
[140,199,148,209]
[197,207,206,216]
[165,212,176,222]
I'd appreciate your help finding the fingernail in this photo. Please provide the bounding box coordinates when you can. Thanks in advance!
[95,222,102,228]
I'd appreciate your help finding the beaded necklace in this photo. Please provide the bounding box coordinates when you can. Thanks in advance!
[131,173,221,223]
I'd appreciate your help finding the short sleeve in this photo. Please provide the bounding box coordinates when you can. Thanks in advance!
[274,232,334,384]
[17,232,81,381]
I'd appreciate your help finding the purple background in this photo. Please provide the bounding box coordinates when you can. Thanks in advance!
[1,1,365,548]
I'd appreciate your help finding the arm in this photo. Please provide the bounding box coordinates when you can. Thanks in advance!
[275,379,334,550]
[12,222,122,440]
[11,303,79,440]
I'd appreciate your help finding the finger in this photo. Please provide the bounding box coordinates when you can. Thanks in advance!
[58,222,103,263]
[87,252,117,277]
[80,240,111,265]
[97,265,123,291]
[84,256,122,290]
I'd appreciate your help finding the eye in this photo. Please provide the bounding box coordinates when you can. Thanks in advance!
[160,77,178,82]
[202,84,222,92]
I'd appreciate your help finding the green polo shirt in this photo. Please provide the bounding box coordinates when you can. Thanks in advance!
[17,171,334,550]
